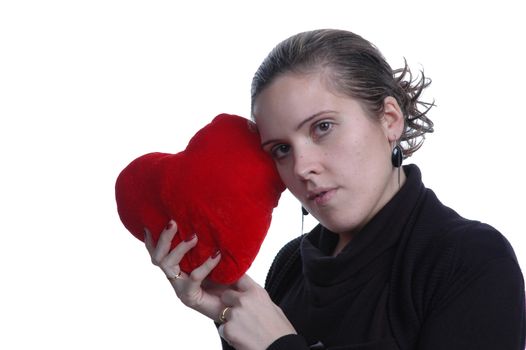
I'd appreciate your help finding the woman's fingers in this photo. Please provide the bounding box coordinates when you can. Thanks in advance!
[160,234,198,275]
[162,234,197,266]
[188,251,221,284]
[151,221,178,265]
[174,252,224,317]
[143,220,227,321]
[217,275,297,349]
[232,274,256,291]
[221,274,257,306]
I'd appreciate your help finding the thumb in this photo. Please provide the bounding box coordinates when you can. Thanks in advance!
[234,274,257,291]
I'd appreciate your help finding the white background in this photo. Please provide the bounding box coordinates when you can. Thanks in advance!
[1,1,524,349]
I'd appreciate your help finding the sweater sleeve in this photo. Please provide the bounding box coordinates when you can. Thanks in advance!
[417,253,525,349]
[266,334,310,350]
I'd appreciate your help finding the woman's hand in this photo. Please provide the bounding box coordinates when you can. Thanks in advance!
[144,220,228,322]
[219,275,297,350]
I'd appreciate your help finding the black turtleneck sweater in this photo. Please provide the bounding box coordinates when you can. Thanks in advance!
[261,165,525,350]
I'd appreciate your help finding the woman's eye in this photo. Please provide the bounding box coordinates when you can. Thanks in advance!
[318,122,331,131]
[312,121,333,138]
[271,144,291,159]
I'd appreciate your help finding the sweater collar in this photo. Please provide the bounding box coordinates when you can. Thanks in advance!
[301,164,425,287]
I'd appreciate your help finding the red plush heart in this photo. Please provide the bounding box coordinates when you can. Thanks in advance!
[115,114,285,284]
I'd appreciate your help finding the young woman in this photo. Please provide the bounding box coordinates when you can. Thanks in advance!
[145,29,525,349]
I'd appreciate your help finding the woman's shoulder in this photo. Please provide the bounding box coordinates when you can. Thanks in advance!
[423,220,520,282]
[393,194,524,323]
[396,188,523,309]
[391,195,526,350]
[444,221,517,262]
[414,188,519,266]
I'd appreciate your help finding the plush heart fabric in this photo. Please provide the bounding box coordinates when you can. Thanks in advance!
[115,114,285,284]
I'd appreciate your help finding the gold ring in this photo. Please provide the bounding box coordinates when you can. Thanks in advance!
[219,306,230,324]
[167,271,182,282]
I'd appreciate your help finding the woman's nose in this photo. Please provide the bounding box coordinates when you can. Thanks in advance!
[293,150,322,180]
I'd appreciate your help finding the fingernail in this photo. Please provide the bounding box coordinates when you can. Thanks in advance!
[184,233,197,242]
[165,221,173,230]
[211,250,221,259]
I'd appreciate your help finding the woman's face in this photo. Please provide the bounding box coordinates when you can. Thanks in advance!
[253,71,403,236]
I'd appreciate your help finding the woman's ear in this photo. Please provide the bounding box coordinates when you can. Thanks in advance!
[381,96,404,142]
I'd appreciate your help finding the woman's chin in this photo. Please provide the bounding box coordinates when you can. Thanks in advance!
[317,216,361,236]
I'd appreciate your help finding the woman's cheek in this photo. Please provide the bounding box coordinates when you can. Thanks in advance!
[277,165,296,189]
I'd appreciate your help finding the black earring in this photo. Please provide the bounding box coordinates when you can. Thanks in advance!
[301,206,309,235]
[391,144,403,168]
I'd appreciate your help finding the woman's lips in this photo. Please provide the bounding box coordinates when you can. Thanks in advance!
[309,188,337,206]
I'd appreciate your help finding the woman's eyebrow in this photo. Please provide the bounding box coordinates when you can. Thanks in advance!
[295,110,336,131]
[261,110,337,148]
[261,139,277,148]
